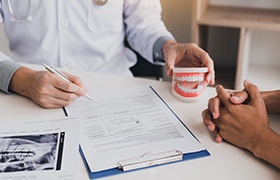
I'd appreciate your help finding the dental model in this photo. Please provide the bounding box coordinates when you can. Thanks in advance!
[172,67,208,102]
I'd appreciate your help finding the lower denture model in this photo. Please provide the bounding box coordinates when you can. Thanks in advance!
[172,67,208,103]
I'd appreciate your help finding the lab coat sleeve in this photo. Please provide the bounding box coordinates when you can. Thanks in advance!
[0,60,22,93]
[0,48,18,94]
[0,2,12,63]
[0,3,22,93]
[123,0,174,63]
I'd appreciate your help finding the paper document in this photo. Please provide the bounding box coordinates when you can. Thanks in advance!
[66,86,206,173]
[0,117,79,180]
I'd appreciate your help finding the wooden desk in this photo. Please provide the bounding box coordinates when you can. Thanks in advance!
[1,63,279,179]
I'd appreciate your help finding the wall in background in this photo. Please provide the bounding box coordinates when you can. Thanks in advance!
[210,0,280,9]
[160,0,192,43]
[208,0,280,67]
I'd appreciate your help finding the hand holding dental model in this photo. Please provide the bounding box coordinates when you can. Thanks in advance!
[163,41,215,102]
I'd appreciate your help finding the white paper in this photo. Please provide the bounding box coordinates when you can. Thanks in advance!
[0,117,79,180]
[66,86,206,173]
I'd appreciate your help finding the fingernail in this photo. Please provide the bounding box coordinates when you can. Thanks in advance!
[207,75,211,82]
[215,85,222,92]
[244,79,251,85]
[216,136,223,143]
[212,112,216,119]
[231,96,240,101]
[207,125,212,131]
[215,86,219,92]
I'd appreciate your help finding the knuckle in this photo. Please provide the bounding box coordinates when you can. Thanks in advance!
[75,87,83,95]
[75,76,82,83]
[64,83,73,92]
[40,72,51,82]
[201,109,208,117]
[201,51,209,57]
[61,101,71,107]
[208,97,213,104]
[37,98,49,109]
[66,93,78,101]
[208,96,217,103]
[71,93,78,100]
[37,86,48,95]
[190,43,197,47]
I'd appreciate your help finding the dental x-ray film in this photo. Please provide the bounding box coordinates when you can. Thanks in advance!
[0,117,79,180]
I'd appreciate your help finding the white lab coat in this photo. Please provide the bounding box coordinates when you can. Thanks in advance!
[0,0,173,76]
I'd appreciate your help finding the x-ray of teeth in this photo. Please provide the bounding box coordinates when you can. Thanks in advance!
[0,133,61,173]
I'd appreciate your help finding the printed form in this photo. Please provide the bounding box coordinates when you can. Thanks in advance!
[66,86,206,173]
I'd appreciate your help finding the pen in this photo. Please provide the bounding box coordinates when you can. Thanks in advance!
[43,63,94,102]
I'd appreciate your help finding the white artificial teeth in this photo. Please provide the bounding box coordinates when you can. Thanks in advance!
[176,83,202,93]
[176,76,203,82]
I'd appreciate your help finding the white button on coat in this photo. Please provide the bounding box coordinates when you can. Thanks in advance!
[60,19,69,28]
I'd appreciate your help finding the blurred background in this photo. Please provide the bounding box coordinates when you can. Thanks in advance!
[161,0,280,91]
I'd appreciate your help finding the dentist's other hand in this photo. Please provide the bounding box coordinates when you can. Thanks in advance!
[163,41,215,85]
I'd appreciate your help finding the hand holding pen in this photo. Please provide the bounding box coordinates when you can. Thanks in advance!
[43,63,94,102]
[9,64,91,109]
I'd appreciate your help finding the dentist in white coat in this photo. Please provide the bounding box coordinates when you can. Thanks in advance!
[0,0,215,108]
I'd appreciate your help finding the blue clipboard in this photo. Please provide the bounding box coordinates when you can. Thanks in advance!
[79,86,210,179]
[80,146,210,179]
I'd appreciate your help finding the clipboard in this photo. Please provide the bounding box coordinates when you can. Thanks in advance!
[76,86,210,179]
[80,147,210,179]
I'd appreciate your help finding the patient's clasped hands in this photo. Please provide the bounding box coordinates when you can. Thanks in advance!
[202,80,280,169]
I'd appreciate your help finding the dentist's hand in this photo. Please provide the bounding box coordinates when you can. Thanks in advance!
[9,67,87,108]
[163,41,215,86]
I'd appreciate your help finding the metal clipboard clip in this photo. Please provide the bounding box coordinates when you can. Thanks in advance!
[118,150,183,172]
